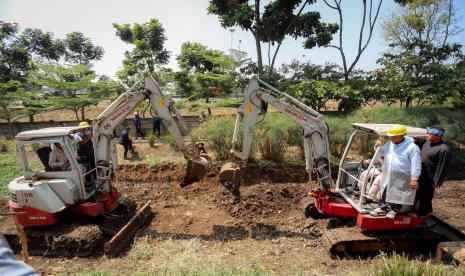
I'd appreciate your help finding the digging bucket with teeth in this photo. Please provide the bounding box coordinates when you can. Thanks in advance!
[218,162,242,197]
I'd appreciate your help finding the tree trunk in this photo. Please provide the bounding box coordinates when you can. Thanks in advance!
[254,0,263,73]
[405,96,412,108]
[73,109,80,121]
[28,114,34,122]
[205,97,212,116]
[7,118,15,138]
[81,107,85,121]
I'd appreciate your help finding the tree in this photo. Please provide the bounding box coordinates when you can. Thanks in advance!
[174,70,197,98]
[382,0,459,48]
[449,58,465,108]
[177,42,236,115]
[322,0,412,81]
[290,79,352,111]
[0,21,31,83]
[63,32,104,65]
[113,18,170,82]
[29,63,99,120]
[19,28,65,63]
[280,61,361,111]
[322,0,384,82]
[376,41,463,107]
[0,80,26,137]
[377,0,463,107]
[208,0,337,75]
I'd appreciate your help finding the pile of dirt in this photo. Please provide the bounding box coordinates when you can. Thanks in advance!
[117,163,182,183]
[118,163,309,185]
[217,183,309,221]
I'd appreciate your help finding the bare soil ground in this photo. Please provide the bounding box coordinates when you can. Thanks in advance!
[1,142,463,274]
[12,163,463,275]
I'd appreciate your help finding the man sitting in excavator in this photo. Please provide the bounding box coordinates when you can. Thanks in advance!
[370,125,422,219]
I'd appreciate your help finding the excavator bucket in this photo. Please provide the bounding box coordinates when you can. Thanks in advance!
[218,162,242,197]
[180,157,209,187]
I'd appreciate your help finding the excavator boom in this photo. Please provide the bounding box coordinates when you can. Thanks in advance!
[219,76,332,196]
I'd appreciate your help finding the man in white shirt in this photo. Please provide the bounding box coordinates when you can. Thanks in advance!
[370,125,421,219]
[49,143,71,171]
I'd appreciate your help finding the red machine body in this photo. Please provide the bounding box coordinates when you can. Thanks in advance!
[310,188,423,231]
[9,188,122,228]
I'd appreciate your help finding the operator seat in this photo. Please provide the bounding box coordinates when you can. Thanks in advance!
[36,146,53,171]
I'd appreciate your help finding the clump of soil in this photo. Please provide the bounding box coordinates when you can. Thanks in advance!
[453,248,465,262]
[118,164,309,186]
[218,183,309,221]
[118,163,182,183]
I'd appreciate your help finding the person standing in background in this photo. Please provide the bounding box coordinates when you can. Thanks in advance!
[134,112,144,139]
[152,114,162,138]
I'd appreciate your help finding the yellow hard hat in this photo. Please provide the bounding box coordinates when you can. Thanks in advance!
[387,125,407,136]
[79,121,89,127]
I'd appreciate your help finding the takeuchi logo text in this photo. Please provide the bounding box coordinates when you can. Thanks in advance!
[284,107,308,122]
[111,106,131,121]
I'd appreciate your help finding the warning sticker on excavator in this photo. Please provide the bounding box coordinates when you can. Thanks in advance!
[159,99,165,108]
[246,104,252,113]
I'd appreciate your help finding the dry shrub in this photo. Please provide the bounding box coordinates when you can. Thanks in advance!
[164,134,177,151]
[0,137,9,153]
[146,133,155,147]
[370,253,465,276]
[256,128,287,162]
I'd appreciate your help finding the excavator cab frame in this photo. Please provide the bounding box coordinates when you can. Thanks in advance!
[311,123,428,231]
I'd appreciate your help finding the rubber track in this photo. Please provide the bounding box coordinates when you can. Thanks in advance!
[323,215,465,255]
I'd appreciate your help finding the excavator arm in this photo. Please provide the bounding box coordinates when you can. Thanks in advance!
[219,76,332,195]
[91,74,208,195]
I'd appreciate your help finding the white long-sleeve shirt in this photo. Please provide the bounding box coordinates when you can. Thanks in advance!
[48,148,70,171]
[379,137,421,180]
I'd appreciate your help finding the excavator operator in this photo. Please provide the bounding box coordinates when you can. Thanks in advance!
[75,122,95,177]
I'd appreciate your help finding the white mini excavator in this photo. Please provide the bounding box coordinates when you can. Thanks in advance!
[5,74,209,257]
[219,76,465,255]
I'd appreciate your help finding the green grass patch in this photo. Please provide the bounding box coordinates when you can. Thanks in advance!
[133,265,265,276]
[0,153,22,195]
[144,155,170,168]
[370,253,465,276]
[164,134,178,151]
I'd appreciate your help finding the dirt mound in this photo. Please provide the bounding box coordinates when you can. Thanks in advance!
[218,183,309,221]
[117,163,309,185]
[118,163,183,183]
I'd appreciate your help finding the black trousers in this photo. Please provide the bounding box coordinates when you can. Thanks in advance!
[153,123,161,137]
[417,176,435,215]
[136,127,144,138]
[378,188,403,212]
[123,141,133,158]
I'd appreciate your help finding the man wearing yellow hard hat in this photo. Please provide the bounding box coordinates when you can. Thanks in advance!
[370,125,422,219]
[74,121,95,178]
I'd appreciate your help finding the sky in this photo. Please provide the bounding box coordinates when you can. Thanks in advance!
[1,0,464,78]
